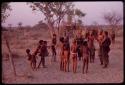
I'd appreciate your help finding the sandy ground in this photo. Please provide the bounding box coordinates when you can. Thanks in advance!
[2,37,123,84]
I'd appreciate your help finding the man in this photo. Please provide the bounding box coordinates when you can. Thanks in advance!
[102,31,111,68]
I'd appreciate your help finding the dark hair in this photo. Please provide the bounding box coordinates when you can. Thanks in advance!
[83,41,88,46]
[63,43,69,50]
[100,30,103,35]
[60,37,64,43]
[26,49,30,53]
[39,40,43,44]
[104,31,108,36]
[53,34,56,36]
[44,41,47,44]
[73,39,77,44]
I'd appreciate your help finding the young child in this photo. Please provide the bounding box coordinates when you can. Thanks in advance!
[26,48,37,71]
[82,40,89,74]
[26,49,32,68]
[63,38,70,72]
[59,37,64,71]
[31,54,37,70]
[25,49,34,77]
[71,39,77,73]
[51,44,56,62]
[51,34,57,62]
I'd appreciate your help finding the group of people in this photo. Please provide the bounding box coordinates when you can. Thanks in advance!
[25,29,112,77]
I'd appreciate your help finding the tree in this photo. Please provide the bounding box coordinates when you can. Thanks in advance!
[1,2,12,23]
[29,2,70,37]
[28,2,85,38]
[102,11,122,44]
[103,11,122,30]
[74,8,85,27]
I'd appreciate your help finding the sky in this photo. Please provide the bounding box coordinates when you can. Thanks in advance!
[2,2,123,27]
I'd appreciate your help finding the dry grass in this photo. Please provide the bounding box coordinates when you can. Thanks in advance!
[2,27,123,83]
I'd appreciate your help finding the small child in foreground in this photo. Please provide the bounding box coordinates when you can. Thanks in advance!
[82,40,89,74]
[26,49,37,71]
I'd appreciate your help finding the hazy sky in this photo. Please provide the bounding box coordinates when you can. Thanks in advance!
[2,2,123,27]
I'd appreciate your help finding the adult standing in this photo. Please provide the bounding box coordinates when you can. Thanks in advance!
[101,31,111,68]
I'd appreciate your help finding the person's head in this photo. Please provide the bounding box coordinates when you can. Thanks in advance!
[43,41,47,45]
[39,40,43,45]
[99,29,103,35]
[60,37,64,43]
[53,34,56,38]
[104,31,108,37]
[72,39,77,44]
[64,36,69,43]
[83,40,88,47]
[26,49,30,54]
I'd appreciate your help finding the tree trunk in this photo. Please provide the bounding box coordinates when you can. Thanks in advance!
[47,22,54,39]
[5,37,16,76]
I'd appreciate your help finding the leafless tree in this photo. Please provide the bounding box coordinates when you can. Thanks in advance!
[102,11,122,43]
[103,11,122,30]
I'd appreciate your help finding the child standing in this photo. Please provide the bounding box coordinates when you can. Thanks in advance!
[51,34,57,62]
[71,39,77,73]
[25,49,33,77]
[82,40,89,74]
[59,37,65,71]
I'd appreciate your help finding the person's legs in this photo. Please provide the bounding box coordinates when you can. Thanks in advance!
[60,56,63,70]
[86,58,89,73]
[83,59,86,74]
[102,51,108,68]
[42,57,46,68]
[32,60,36,70]
[64,57,68,72]
[52,50,54,62]
[92,48,95,62]
[99,47,103,65]
[72,57,75,73]
[54,51,56,62]
[105,52,109,67]
[25,61,33,78]
[74,57,77,73]
[67,55,70,72]
[78,48,81,61]
[89,49,92,63]
[37,56,42,68]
